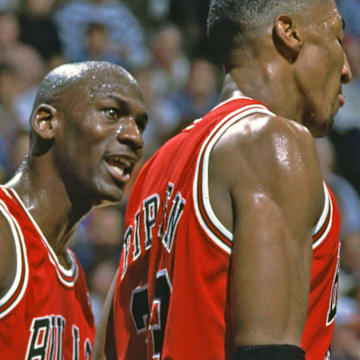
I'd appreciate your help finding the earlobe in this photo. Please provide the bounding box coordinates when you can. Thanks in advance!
[31,104,58,140]
[274,14,302,62]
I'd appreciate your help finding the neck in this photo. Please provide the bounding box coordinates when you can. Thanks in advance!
[6,157,93,260]
[222,54,304,124]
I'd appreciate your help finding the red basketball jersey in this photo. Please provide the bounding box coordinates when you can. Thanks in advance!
[113,97,341,360]
[0,187,95,359]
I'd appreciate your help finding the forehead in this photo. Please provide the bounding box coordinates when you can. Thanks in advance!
[62,68,145,112]
[306,1,342,31]
[87,69,143,102]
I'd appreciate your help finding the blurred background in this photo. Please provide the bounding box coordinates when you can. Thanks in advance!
[0,0,358,357]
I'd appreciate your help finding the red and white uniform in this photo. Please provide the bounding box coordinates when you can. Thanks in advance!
[113,97,341,360]
[0,187,95,359]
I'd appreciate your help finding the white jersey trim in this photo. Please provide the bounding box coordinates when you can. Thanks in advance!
[6,187,78,287]
[312,183,333,249]
[0,200,29,318]
[211,94,253,112]
[193,104,275,254]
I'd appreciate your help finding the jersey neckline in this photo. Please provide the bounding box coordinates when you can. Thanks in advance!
[4,186,78,287]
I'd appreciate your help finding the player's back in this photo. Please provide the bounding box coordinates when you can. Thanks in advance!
[113,97,274,359]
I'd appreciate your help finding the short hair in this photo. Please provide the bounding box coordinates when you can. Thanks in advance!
[207,0,326,60]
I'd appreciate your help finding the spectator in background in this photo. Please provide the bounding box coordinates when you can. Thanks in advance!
[0,10,45,92]
[71,204,125,325]
[134,59,219,158]
[71,206,124,274]
[74,22,126,66]
[0,62,32,182]
[0,62,20,181]
[88,258,117,325]
[54,0,150,71]
[0,10,47,133]
[17,0,65,69]
[134,67,181,157]
[148,23,190,97]
[131,24,193,157]
[11,0,66,132]
[0,62,22,136]
[168,0,211,59]
[169,58,220,133]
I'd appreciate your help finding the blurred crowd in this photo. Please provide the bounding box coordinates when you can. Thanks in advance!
[0,0,358,357]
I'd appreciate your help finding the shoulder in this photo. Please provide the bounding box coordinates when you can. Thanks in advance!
[210,114,324,221]
[214,113,313,154]
[212,114,317,180]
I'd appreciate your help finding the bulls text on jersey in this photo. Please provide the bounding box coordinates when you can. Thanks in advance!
[25,315,92,360]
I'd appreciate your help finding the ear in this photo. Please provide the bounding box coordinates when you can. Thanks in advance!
[273,14,303,62]
[30,104,58,140]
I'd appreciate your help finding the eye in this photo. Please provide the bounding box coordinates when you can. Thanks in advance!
[104,108,120,120]
[136,116,148,133]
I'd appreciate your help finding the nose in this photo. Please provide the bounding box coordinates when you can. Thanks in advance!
[116,117,144,153]
[342,52,352,84]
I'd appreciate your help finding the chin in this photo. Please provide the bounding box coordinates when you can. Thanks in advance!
[103,183,126,202]
[98,189,124,205]
[86,181,125,207]
[313,121,334,138]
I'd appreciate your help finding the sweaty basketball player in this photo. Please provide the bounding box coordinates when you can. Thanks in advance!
[95,1,352,359]
[0,61,147,359]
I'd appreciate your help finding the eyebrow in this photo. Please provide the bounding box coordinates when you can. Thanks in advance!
[107,94,148,122]
[107,94,129,111]
[341,18,345,30]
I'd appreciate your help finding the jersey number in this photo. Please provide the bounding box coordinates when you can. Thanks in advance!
[326,246,340,326]
[130,269,172,358]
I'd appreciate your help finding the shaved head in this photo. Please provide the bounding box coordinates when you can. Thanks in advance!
[32,61,139,113]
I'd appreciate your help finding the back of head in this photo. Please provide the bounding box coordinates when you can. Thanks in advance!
[207,0,326,62]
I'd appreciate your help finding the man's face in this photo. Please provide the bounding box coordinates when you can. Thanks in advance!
[53,68,148,205]
[296,0,351,137]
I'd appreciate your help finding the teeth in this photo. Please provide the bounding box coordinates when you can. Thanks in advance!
[107,156,132,169]
[110,165,124,176]
[110,164,130,181]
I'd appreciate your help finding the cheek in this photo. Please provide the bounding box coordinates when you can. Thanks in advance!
[309,54,341,100]
[71,124,109,155]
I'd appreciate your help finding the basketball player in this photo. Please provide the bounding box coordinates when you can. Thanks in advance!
[0,61,147,359]
[95,0,352,359]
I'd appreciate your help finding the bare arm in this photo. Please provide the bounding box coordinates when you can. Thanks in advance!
[0,210,18,299]
[93,274,117,360]
[209,115,324,350]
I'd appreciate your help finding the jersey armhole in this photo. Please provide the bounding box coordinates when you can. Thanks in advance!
[312,182,332,249]
[193,105,275,255]
[0,200,28,318]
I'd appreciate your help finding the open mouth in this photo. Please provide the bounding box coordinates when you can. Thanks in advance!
[105,155,134,183]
